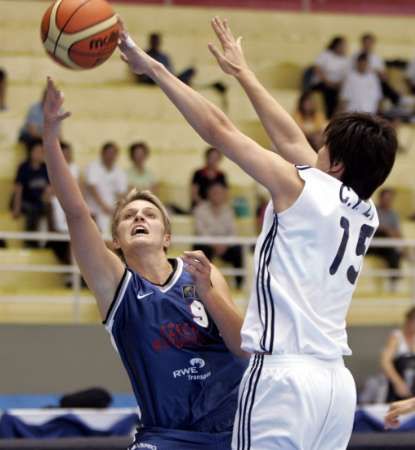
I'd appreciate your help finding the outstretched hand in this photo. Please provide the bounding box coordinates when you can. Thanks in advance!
[208,16,249,77]
[43,77,71,126]
[182,250,213,298]
[118,24,154,76]
[384,397,415,429]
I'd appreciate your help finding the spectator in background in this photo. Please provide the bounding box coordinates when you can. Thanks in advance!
[11,138,50,247]
[313,36,349,118]
[355,33,401,107]
[49,141,79,266]
[340,52,383,114]
[18,89,62,152]
[369,188,403,289]
[193,182,243,289]
[84,142,127,234]
[191,147,228,208]
[127,141,158,193]
[137,32,196,86]
[0,68,7,111]
[405,56,415,94]
[292,91,326,150]
[381,307,415,402]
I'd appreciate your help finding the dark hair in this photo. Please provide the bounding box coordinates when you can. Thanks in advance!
[405,306,415,323]
[361,33,375,43]
[324,113,397,199]
[129,141,149,161]
[0,68,6,82]
[60,140,71,151]
[101,141,118,154]
[297,91,316,116]
[327,36,345,52]
[356,52,368,64]
[27,138,43,154]
[204,147,221,161]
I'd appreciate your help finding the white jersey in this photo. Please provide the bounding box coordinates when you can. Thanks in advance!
[241,166,379,359]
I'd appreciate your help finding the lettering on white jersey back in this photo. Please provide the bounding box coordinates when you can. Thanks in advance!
[331,184,376,284]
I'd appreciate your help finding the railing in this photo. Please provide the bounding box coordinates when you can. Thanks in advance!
[0,231,414,322]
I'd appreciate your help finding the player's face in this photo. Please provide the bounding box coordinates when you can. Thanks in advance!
[115,199,170,253]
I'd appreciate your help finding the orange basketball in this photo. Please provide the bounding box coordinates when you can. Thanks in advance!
[41,0,121,70]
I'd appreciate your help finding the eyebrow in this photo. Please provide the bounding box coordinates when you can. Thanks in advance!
[123,206,158,215]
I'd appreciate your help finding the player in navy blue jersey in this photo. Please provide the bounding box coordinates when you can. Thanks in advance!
[42,77,248,450]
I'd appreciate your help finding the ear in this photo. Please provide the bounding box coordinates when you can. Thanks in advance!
[163,233,171,250]
[329,160,345,179]
[113,237,121,250]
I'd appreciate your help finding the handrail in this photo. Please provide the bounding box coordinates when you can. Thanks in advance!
[0,230,414,322]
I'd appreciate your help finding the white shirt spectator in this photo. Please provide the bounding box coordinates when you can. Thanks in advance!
[315,50,350,84]
[51,163,79,233]
[352,51,385,73]
[341,70,382,113]
[85,160,127,233]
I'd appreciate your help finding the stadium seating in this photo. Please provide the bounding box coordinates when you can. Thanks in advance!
[2,0,415,324]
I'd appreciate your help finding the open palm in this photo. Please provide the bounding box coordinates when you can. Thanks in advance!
[209,17,248,77]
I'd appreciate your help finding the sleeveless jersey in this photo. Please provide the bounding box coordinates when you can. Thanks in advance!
[241,166,379,358]
[103,258,247,432]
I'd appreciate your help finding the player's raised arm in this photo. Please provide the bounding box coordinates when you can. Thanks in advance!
[208,17,317,166]
[119,33,303,211]
[42,77,124,318]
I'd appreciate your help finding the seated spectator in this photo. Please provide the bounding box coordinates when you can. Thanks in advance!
[340,52,382,114]
[313,36,349,118]
[354,33,401,107]
[84,142,127,234]
[11,139,50,247]
[193,182,243,289]
[49,141,79,266]
[18,89,62,152]
[292,91,326,150]
[137,32,196,86]
[127,141,158,193]
[369,188,402,289]
[191,147,228,208]
[406,56,415,94]
[381,307,415,402]
[0,68,7,111]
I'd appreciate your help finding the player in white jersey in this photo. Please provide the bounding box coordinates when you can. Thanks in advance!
[118,18,397,450]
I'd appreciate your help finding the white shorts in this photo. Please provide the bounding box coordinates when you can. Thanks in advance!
[232,353,356,450]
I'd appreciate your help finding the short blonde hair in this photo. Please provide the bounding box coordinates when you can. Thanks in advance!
[111,189,171,255]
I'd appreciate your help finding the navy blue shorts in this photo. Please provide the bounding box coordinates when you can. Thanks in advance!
[129,427,232,450]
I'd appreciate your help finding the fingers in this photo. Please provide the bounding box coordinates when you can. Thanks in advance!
[58,111,71,121]
[236,36,243,52]
[211,16,231,47]
[183,250,210,268]
[208,42,224,63]
[120,53,129,64]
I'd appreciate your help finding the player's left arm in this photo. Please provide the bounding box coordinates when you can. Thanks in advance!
[118,32,304,211]
[183,250,249,358]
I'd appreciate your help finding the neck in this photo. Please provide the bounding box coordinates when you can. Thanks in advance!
[126,249,172,285]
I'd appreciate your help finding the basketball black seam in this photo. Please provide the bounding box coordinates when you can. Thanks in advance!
[46,33,116,58]
[54,0,93,55]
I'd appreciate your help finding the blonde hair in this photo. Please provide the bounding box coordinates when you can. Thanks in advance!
[111,189,171,256]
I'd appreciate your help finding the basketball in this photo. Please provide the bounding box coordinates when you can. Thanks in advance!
[41,0,121,70]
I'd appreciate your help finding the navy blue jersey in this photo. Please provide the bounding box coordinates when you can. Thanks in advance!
[104,258,247,433]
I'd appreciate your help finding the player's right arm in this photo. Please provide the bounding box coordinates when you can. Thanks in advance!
[42,77,125,319]
[208,17,317,166]
[381,332,412,398]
